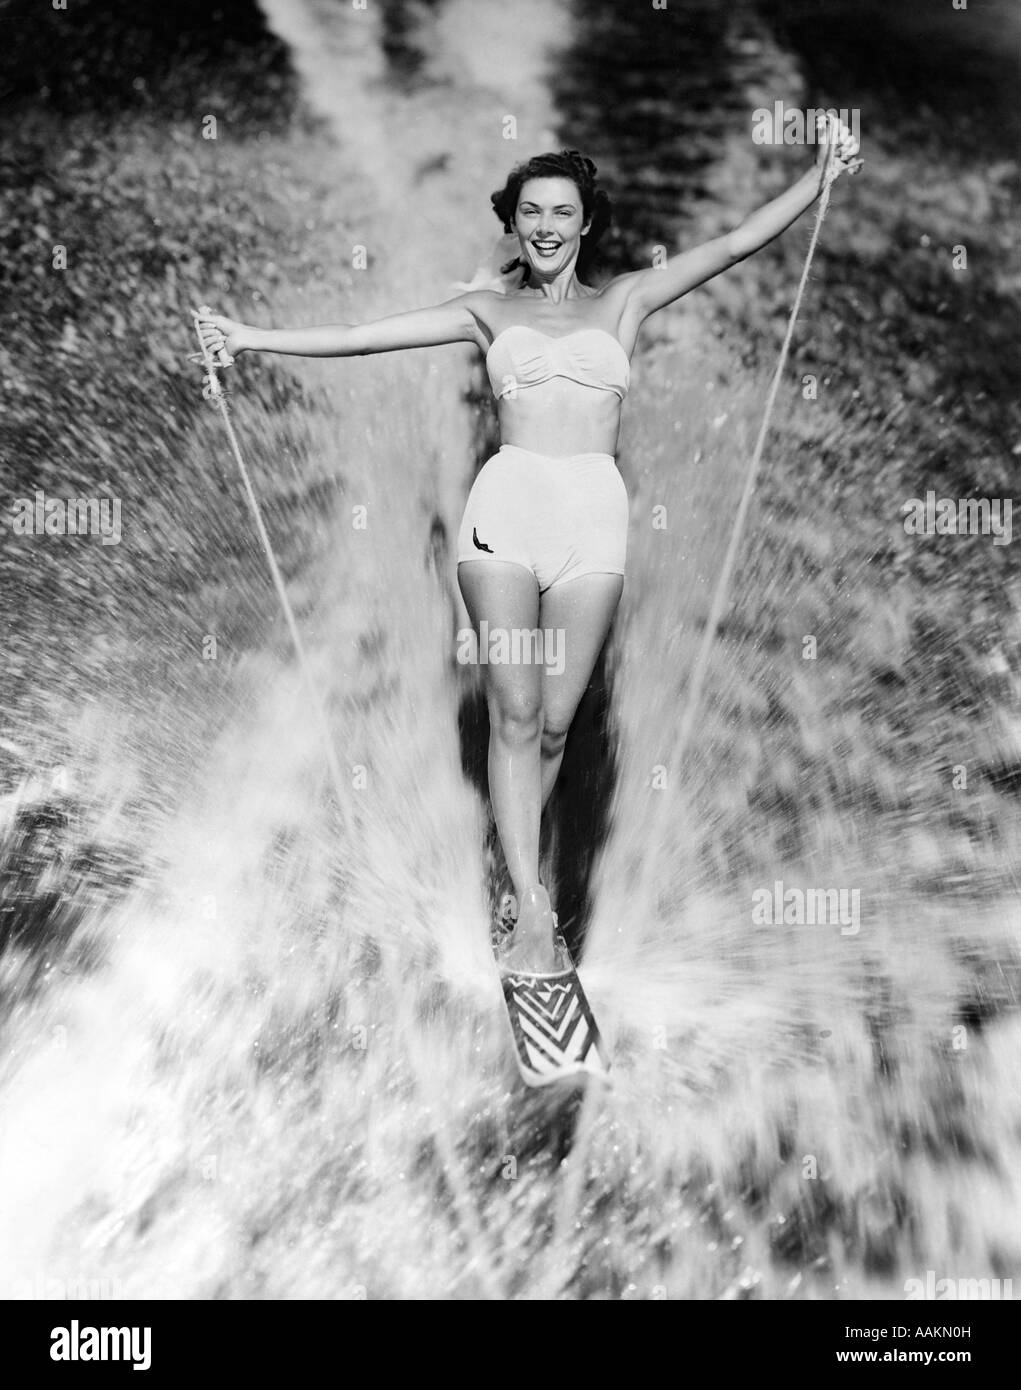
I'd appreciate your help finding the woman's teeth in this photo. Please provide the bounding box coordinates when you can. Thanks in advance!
[532,241,561,257]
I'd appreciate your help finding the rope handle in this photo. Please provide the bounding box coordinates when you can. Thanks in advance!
[190,305,234,402]
[814,111,863,180]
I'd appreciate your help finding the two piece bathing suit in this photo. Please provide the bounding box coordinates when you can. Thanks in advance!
[455,325,631,592]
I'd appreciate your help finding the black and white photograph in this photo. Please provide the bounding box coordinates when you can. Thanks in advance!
[1,0,1018,1343]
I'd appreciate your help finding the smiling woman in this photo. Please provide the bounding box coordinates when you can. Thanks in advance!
[197,127,860,972]
[490,150,613,286]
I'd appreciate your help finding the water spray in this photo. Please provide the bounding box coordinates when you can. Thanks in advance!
[672,120,845,767]
[190,306,350,820]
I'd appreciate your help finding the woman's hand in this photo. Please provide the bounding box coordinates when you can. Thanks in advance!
[194,307,252,360]
[814,114,863,182]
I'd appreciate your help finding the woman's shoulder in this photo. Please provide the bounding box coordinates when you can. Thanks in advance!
[455,288,507,337]
[593,269,646,302]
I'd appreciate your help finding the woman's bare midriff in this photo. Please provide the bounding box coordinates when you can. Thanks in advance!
[496,379,622,458]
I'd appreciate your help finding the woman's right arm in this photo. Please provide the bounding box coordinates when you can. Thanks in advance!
[197,294,487,359]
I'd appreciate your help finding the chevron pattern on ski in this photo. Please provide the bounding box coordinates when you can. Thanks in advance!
[500,966,610,1087]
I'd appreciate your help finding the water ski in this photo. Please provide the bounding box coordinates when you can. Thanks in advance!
[494,899,611,1088]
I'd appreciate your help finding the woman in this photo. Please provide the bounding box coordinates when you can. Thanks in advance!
[198,129,861,973]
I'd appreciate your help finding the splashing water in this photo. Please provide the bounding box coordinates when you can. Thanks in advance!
[2,0,1020,1302]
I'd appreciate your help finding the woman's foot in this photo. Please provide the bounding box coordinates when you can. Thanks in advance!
[499,885,566,973]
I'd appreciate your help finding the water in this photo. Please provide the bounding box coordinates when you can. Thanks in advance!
[1,0,1019,1301]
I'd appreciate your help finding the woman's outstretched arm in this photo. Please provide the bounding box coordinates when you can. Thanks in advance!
[196,293,487,360]
[620,117,861,323]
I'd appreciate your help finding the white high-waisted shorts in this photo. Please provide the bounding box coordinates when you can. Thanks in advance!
[456,444,628,592]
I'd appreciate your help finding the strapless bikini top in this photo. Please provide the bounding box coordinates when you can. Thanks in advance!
[485,325,630,401]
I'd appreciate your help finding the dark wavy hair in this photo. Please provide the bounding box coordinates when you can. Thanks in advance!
[490,149,613,284]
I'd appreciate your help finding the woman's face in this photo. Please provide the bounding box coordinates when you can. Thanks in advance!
[514,176,590,278]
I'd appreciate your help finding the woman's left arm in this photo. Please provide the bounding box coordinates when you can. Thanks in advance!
[623,118,861,321]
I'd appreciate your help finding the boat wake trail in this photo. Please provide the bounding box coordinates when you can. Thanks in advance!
[2,0,1018,1301]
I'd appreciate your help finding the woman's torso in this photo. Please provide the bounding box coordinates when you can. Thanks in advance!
[474,281,638,458]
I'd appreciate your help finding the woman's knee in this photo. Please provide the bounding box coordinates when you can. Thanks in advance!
[489,689,542,746]
[540,715,571,759]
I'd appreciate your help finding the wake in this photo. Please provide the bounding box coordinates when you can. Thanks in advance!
[1,0,1018,1302]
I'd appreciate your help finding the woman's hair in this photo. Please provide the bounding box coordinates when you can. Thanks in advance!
[490,149,612,283]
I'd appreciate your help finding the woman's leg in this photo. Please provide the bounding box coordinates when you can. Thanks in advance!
[539,573,624,807]
[458,559,544,904]
[457,562,623,971]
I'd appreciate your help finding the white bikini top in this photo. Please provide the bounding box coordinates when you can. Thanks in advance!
[485,325,630,401]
